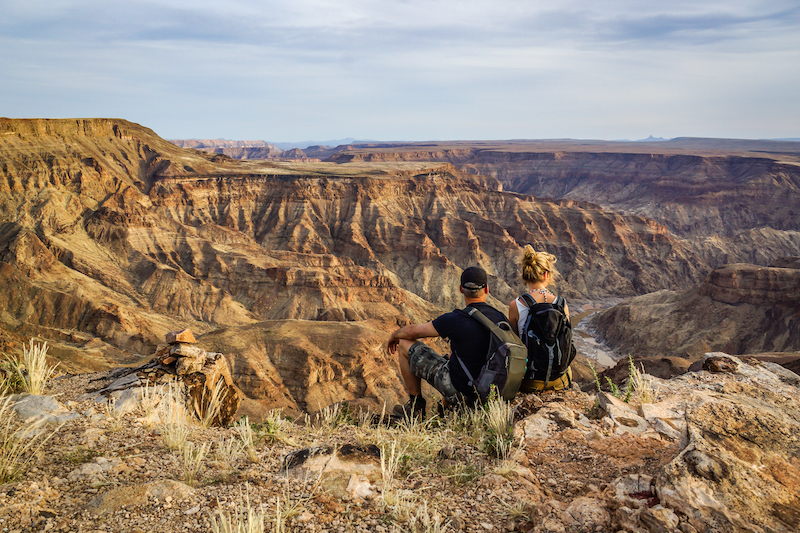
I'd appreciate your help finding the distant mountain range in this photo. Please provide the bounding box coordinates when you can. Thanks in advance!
[271,138,371,150]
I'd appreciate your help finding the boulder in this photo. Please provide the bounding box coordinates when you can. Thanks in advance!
[282,444,382,500]
[85,341,243,426]
[87,480,195,515]
[656,355,800,533]
[597,392,650,435]
[10,394,80,425]
[561,497,611,532]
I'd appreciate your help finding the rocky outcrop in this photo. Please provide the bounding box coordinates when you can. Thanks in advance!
[592,259,800,360]
[168,139,284,159]
[82,329,243,426]
[699,260,800,304]
[515,353,800,532]
[655,355,800,533]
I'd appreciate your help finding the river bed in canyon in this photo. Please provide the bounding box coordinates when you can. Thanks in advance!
[571,298,622,369]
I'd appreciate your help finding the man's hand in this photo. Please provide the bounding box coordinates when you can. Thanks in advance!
[387,334,400,355]
[386,322,439,355]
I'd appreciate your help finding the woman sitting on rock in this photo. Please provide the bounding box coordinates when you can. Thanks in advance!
[508,245,576,393]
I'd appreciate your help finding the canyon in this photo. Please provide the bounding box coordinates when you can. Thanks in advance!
[2,119,800,417]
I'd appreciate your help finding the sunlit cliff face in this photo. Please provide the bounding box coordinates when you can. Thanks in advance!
[2,119,799,412]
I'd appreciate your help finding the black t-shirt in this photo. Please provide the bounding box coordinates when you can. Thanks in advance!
[432,302,509,397]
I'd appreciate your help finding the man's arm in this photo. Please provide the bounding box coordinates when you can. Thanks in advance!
[387,321,439,354]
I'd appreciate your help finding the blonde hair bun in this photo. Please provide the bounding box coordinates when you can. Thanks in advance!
[521,245,557,283]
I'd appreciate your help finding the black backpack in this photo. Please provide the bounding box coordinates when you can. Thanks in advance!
[519,294,576,385]
[454,308,528,402]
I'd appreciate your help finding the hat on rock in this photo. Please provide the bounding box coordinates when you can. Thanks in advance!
[461,266,488,290]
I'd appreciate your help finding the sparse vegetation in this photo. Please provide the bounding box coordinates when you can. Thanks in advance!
[63,446,104,464]
[590,357,636,402]
[589,361,602,393]
[7,340,59,396]
[159,382,192,451]
[0,396,58,483]
[499,499,533,522]
[481,393,515,458]
[312,401,358,435]
[214,435,243,480]
[256,410,296,446]
[137,380,161,427]
[210,490,266,533]
[196,376,227,428]
[630,357,659,403]
[182,441,210,486]
[441,460,483,486]
[233,415,259,463]
[408,500,450,533]
[0,361,24,395]
[104,397,125,432]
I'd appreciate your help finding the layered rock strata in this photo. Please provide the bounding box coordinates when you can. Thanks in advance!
[1,118,735,413]
[4,119,800,413]
[327,141,800,265]
[592,258,800,360]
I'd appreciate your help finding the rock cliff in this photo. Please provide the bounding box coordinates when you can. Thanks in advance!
[1,118,744,413]
[326,140,800,266]
[169,139,284,159]
[592,258,800,361]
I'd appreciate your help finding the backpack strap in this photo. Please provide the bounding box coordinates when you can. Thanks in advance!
[457,307,506,386]
[522,293,566,309]
[519,293,536,309]
[464,306,503,332]
[455,353,477,387]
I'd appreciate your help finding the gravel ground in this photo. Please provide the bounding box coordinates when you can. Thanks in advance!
[0,372,678,533]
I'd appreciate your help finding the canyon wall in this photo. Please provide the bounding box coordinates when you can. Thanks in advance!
[328,141,800,265]
[3,121,800,412]
[591,259,800,361]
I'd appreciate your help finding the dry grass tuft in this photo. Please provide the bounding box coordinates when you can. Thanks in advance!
[408,500,450,533]
[0,396,59,483]
[630,359,660,403]
[210,489,265,533]
[234,416,259,463]
[159,382,192,451]
[214,435,243,479]
[195,377,227,428]
[8,340,59,396]
[182,441,209,486]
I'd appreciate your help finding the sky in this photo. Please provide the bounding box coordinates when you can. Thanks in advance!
[2,0,800,143]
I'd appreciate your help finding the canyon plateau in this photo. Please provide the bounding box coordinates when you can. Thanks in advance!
[2,119,800,416]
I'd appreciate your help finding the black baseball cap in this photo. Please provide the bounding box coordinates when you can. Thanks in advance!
[461,266,488,290]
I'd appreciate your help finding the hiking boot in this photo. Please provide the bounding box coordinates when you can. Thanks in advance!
[392,396,426,420]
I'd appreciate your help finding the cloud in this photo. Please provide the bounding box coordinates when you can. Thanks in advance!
[1,0,798,140]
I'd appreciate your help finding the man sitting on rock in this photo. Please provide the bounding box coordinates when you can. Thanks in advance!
[387,266,510,419]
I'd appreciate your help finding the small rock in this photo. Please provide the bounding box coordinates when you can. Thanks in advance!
[640,505,679,533]
[562,497,611,531]
[166,329,196,344]
[702,354,738,373]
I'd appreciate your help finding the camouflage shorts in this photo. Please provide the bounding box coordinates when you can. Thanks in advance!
[407,341,461,404]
